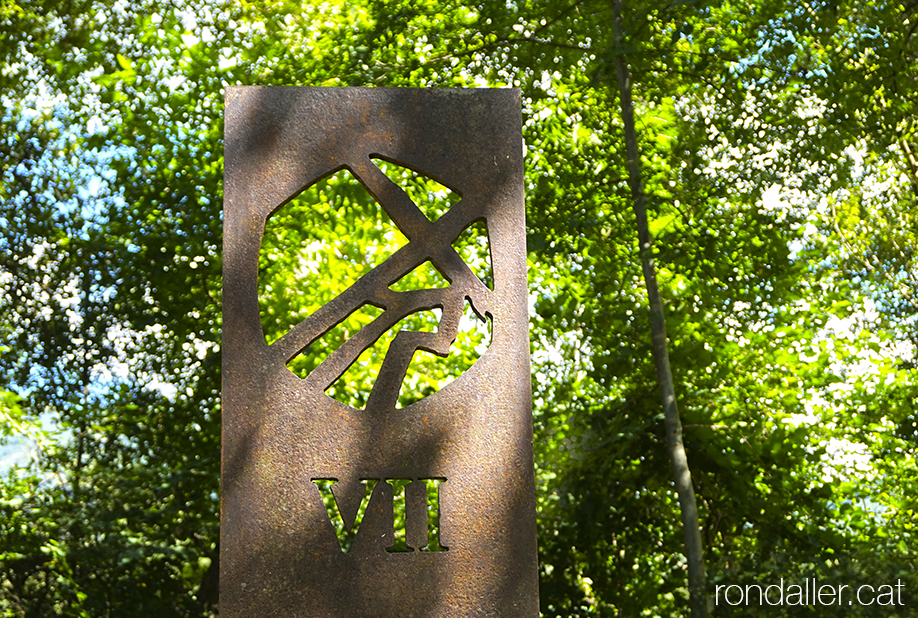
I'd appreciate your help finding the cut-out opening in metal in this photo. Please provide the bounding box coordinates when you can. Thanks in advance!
[320,298,492,411]
[386,479,413,553]
[372,157,461,222]
[325,308,442,410]
[395,300,492,410]
[389,260,450,291]
[258,168,407,345]
[452,219,493,290]
[420,478,448,553]
[312,478,379,554]
[286,303,385,380]
[261,158,492,411]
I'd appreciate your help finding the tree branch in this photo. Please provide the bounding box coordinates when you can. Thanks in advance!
[611,0,708,615]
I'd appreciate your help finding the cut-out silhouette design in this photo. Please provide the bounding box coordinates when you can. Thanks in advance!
[222,87,539,618]
[264,159,493,412]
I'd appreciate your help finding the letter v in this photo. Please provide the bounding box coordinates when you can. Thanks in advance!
[312,479,379,553]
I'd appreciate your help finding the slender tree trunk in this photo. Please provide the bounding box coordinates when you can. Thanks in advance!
[611,1,708,615]
[899,138,918,201]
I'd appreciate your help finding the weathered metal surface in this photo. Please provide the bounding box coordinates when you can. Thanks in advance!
[222,87,538,617]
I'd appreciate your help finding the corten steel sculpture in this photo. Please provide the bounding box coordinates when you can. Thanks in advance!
[222,87,538,617]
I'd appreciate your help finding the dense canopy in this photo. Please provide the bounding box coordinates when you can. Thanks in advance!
[1,0,916,616]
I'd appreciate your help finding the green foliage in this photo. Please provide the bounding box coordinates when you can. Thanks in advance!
[1,0,916,616]
[259,169,406,345]
[257,163,491,409]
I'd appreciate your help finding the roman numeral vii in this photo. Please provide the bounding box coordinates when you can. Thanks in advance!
[312,478,448,554]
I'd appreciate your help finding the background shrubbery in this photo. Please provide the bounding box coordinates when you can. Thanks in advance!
[1,0,916,615]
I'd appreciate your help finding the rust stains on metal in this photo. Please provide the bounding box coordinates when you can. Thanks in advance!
[222,87,538,617]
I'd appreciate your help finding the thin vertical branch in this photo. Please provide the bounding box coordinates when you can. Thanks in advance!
[610,0,708,615]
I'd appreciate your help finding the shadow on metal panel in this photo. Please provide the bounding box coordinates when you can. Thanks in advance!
[222,87,538,618]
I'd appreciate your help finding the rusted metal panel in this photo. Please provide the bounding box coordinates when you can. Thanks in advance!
[222,87,538,617]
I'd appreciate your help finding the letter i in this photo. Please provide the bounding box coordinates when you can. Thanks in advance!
[385,479,413,553]
[420,478,448,552]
